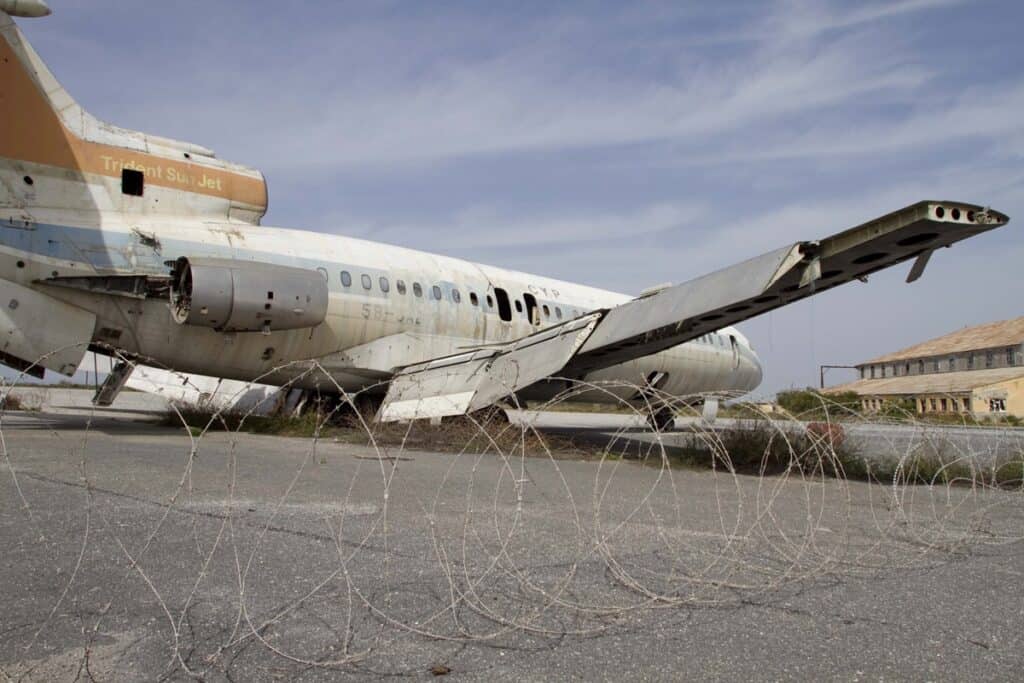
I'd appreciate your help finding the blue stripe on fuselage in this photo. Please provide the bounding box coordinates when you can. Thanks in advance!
[0,219,458,298]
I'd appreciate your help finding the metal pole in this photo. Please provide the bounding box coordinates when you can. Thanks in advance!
[819,364,858,390]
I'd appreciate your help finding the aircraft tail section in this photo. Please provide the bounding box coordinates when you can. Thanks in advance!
[0,6,268,224]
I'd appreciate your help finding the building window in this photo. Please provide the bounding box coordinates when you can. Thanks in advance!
[967,354,974,370]
[396,280,406,295]
[990,398,1006,413]
[870,366,876,379]
[932,359,939,372]
[379,276,390,293]
[904,363,910,375]
[930,398,937,411]
[340,271,352,287]
[918,360,924,374]
[1008,347,1016,366]
[986,351,994,368]
[361,274,372,290]
[432,285,442,301]
[962,397,971,411]
[413,282,423,298]
[918,399,925,413]
[948,357,955,371]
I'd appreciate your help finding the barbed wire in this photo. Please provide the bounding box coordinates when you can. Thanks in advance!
[1,347,1022,679]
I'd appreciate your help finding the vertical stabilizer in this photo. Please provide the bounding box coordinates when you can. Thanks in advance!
[0,8,268,223]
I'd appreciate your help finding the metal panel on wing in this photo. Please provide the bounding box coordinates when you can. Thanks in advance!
[378,314,600,421]
[566,201,1008,373]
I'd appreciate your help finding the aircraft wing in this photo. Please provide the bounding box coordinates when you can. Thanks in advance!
[377,200,1009,422]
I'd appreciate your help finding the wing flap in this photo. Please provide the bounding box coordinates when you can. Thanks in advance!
[378,313,600,421]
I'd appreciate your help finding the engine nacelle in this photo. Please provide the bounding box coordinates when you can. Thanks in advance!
[170,257,328,333]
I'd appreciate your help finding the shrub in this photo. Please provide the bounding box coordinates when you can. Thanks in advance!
[705,419,857,477]
[776,388,860,420]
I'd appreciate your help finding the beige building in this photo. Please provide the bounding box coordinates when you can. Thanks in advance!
[827,317,1024,417]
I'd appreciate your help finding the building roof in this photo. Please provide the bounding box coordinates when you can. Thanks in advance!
[825,366,1024,397]
[861,317,1024,365]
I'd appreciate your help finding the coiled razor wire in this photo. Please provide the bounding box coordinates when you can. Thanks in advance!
[0,345,1022,679]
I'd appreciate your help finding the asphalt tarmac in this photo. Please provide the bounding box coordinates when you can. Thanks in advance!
[1,399,1022,681]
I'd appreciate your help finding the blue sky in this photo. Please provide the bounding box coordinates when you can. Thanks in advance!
[18,0,1024,396]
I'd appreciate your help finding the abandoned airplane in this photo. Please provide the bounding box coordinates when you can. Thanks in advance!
[0,2,1011,428]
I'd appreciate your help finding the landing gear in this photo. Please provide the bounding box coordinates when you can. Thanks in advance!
[647,407,676,431]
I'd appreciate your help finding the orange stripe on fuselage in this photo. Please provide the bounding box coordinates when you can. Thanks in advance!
[0,33,268,210]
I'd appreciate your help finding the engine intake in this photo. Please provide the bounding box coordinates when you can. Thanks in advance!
[170,257,328,333]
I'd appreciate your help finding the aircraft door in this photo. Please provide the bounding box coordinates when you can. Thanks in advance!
[523,293,541,326]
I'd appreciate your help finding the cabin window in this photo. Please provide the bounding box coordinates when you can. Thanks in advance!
[396,280,406,295]
[514,300,523,314]
[493,288,512,321]
[542,304,550,318]
[340,271,352,287]
[413,282,422,298]
[361,274,372,290]
[379,276,390,293]
[555,307,563,320]
[470,292,479,306]
[122,168,144,196]
[486,294,494,308]
[432,285,442,300]
[452,289,461,304]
